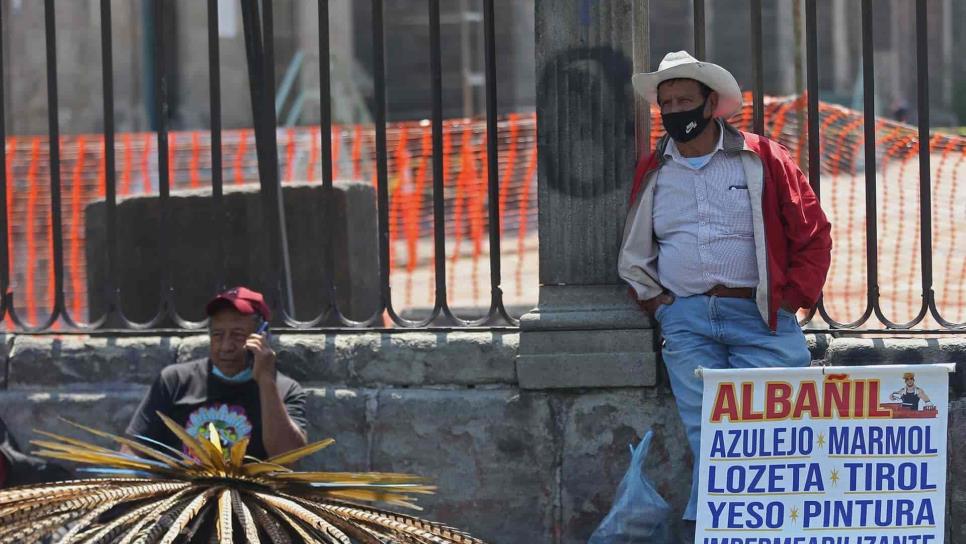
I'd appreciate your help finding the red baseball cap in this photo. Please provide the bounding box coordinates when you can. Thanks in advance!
[205,286,272,321]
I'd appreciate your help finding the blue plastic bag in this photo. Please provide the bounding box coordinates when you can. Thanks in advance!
[588,430,672,543]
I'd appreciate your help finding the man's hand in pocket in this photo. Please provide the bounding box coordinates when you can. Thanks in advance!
[640,293,674,315]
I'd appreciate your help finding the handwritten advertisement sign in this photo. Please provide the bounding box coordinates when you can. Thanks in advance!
[696,364,953,544]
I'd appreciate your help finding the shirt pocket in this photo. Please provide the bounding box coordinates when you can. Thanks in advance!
[710,184,755,237]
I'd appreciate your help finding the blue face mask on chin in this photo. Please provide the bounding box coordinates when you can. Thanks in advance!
[212,365,254,383]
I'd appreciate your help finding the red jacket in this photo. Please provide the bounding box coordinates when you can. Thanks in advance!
[618,122,832,330]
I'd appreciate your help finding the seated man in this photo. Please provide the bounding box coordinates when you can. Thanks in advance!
[125,287,307,459]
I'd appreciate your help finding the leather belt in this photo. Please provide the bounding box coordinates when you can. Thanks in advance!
[704,285,755,299]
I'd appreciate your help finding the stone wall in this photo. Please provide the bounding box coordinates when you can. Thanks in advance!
[2,332,966,542]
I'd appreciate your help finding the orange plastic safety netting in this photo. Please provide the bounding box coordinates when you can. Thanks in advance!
[3,96,965,329]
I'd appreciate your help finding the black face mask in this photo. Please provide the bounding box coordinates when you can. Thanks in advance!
[661,99,712,143]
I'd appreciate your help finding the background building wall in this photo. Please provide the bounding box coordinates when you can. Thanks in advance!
[0,0,538,135]
[3,1,960,137]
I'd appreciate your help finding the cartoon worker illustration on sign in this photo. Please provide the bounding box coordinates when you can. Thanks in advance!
[890,372,934,411]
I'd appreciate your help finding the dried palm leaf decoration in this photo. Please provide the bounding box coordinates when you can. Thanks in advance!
[0,413,486,543]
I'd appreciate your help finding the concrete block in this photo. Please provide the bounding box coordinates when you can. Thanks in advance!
[0,388,145,443]
[947,399,966,543]
[825,337,966,366]
[806,333,831,361]
[176,334,210,363]
[180,333,354,384]
[557,388,691,543]
[298,387,372,473]
[273,335,351,385]
[85,181,380,326]
[7,336,180,388]
[519,286,658,389]
[0,334,12,389]
[370,388,556,543]
[179,331,517,387]
[347,331,517,386]
[518,352,658,389]
[518,329,654,355]
[825,337,966,393]
[520,286,653,332]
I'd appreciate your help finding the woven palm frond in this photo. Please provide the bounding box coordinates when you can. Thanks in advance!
[0,414,487,544]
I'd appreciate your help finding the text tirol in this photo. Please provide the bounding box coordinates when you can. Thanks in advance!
[710,375,892,422]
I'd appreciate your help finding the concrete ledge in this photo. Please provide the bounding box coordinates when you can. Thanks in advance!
[518,329,655,355]
[518,285,658,390]
[340,331,518,386]
[519,285,653,331]
[7,336,180,387]
[823,337,966,393]
[824,337,966,366]
[19,332,518,389]
[181,334,357,384]
[518,351,658,389]
[520,307,654,331]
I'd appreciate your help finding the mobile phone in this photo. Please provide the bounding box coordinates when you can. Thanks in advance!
[245,318,271,368]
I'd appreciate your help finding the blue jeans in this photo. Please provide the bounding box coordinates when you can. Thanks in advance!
[654,295,811,520]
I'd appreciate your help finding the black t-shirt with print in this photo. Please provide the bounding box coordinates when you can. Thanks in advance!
[126,359,308,461]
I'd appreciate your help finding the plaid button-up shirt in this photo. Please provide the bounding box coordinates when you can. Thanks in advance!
[652,121,759,297]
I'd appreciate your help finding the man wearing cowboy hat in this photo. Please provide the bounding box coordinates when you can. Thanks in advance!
[619,51,832,522]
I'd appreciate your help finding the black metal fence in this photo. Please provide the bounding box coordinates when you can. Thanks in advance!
[0,0,518,332]
[688,0,964,333]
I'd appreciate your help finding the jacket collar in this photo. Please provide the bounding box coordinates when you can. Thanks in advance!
[720,120,747,153]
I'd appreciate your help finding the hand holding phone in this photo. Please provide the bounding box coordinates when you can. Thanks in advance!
[245,319,271,369]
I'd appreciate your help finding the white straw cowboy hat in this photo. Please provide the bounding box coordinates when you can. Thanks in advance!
[632,50,743,118]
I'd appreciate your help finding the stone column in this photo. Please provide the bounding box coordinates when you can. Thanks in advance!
[517,0,656,389]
